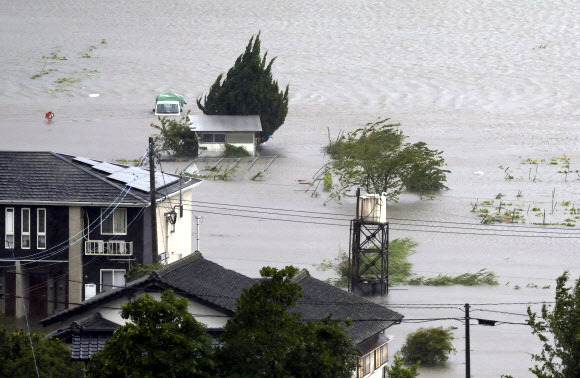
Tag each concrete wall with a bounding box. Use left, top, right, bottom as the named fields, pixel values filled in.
left=156, top=188, right=194, bottom=264
left=68, top=207, right=83, bottom=308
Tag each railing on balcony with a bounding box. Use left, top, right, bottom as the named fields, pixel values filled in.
left=85, top=240, right=133, bottom=256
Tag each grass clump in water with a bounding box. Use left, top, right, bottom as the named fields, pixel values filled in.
left=408, top=269, right=499, bottom=286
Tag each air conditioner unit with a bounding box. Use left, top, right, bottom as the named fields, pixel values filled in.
left=357, top=194, right=387, bottom=223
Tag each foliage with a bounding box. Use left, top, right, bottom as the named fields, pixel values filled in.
left=385, top=354, right=421, bottom=378
left=87, top=290, right=214, bottom=377
left=400, top=327, right=456, bottom=366
left=0, top=326, right=84, bottom=377
left=316, top=238, right=418, bottom=287
left=216, top=266, right=358, bottom=377
left=407, top=269, right=499, bottom=286
left=126, top=262, right=164, bottom=282
left=323, top=170, right=333, bottom=192
left=151, top=111, right=198, bottom=157
left=222, top=143, right=251, bottom=158
left=324, top=118, right=449, bottom=202
left=527, top=271, right=580, bottom=378
left=197, top=33, right=289, bottom=143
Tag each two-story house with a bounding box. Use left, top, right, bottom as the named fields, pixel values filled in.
left=0, top=151, right=201, bottom=319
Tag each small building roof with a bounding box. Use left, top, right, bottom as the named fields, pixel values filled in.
left=189, top=115, right=262, bottom=132
left=42, top=252, right=403, bottom=346
left=0, top=151, right=201, bottom=206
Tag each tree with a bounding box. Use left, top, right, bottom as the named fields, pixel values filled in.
left=527, top=271, right=580, bottom=378
left=399, top=327, right=456, bottom=366
left=324, top=118, right=449, bottom=202
left=126, top=262, right=164, bottom=282
left=86, top=290, right=214, bottom=377
left=197, top=33, right=289, bottom=143
left=385, top=354, right=420, bottom=378
left=0, top=326, right=84, bottom=377
left=150, top=111, right=198, bottom=157
left=216, top=266, right=358, bottom=377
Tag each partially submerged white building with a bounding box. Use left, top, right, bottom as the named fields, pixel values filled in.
left=189, top=115, right=262, bottom=156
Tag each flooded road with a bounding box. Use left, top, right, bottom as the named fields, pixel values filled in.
left=1, top=0, right=579, bottom=376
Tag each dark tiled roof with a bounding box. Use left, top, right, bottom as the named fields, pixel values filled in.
left=0, top=151, right=201, bottom=205
left=42, top=252, right=403, bottom=346
left=71, top=333, right=110, bottom=360
left=293, top=273, right=402, bottom=344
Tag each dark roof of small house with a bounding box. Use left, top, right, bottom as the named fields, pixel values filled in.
left=46, top=312, right=120, bottom=340
left=42, top=252, right=403, bottom=346
left=0, top=151, right=201, bottom=205
left=189, top=115, right=262, bottom=132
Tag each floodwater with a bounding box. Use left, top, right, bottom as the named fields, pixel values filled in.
left=1, top=0, right=579, bottom=376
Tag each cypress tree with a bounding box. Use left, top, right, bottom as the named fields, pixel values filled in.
left=197, top=33, right=289, bottom=143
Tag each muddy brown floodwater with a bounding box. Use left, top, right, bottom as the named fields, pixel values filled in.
left=1, top=0, right=579, bottom=376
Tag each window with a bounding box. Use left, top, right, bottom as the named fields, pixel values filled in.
left=201, top=133, right=226, bottom=143
left=100, top=269, right=126, bottom=292
left=358, top=353, right=373, bottom=377
left=101, top=208, right=127, bottom=235
left=5, top=208, right=14, bottom=248
left=375, top=343, right=388, bottom=368
left=37, top=208, right=46, bottom=249
left=21, top=208, right=30, bottom=249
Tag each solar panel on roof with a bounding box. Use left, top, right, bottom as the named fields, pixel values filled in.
left=92, top=162, right=125, bottom=174
left=107, top=167, right=178, bottom=193
left=73, top=156, right=100, bottom=166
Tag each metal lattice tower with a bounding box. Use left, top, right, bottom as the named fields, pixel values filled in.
left=348, top=190, right=389, bottom=296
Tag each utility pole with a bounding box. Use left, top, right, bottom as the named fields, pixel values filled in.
left=465, top=303, right=471, bottom=378
left=149, top=137, right=158, bottom=263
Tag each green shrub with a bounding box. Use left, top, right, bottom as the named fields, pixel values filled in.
left=222, top=143, right=251, bottom=158
left=151, top=112, right=198, bottom=157
left=400, top=327, right=456, bottom=366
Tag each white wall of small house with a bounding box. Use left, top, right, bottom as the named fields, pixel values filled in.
left=155, top=188, right=194, bottom=264
left=197, top=131, right=256, bottom=156
left=51, top=289, right=231, bottom=331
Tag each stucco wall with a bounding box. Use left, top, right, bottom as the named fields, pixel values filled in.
left=156, top=188, right=194, bottom=264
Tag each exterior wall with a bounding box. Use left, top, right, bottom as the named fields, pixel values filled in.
left=197, top=132, right=257, bottom=156
left=50, top=289, right=230, bottom=331
left=355, top=343, right=390, bottom=378
left=82, top=206, right=146, bottom=296
left=155, top=189, right=194, bottom=264
left=68, top=207, right=83, bottom=308
left=0, top=205, right=69, bottom=318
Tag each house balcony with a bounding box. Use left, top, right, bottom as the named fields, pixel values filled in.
left=85, top=240, right=133, bottom=256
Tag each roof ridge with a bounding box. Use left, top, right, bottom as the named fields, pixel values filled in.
left=157, top=250, right=204, bottom=276
left=50, top=152, right=148, bottom=204
left=291, top=269, right=311, bottom=283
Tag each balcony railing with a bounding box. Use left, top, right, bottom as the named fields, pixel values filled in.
left=85, top=240, right=133, bottom=256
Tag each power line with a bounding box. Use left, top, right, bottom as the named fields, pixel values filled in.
left=183, top=205, right=580, bottom=239
left=184, top=199, right=580, bottom=233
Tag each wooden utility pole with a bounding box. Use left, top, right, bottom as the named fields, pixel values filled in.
left=465, top=303, right=471, bottom=378
left=149, top=137, right=158, bottom=263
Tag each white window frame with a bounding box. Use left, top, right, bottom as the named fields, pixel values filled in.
left=100, top=269, right=126, bottom=292
left=5, top=208, right=15, bottom=249
left=100, top=208, right=127, bottom=235
left=37, top=208, right=46, bottom=249
left=21, top=208, right=31, bottom=249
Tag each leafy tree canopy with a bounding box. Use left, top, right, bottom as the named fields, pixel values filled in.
left=86, top=290, right=214, bottom=377
left=385, top=354, right=421, bottom=378
left=151, top=111, right=198, bottom=157
left=217, top=266, right=358, bottom=377
left=197, top=33, right=289, bottom=143
left=527, top=271, right=580, bottom=378
left=126, top=262, right=164, bottom=282
left=324, top=118, right=449, bottom=202
left=399, top=327, right=456, bottom=366
left=0, top=326, right=84, bottom=377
